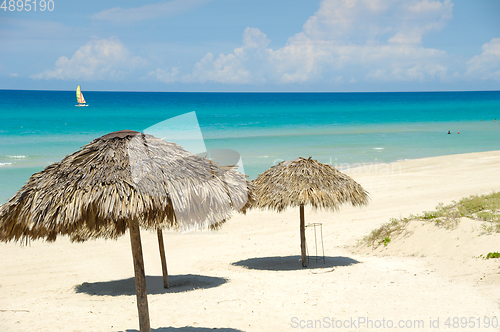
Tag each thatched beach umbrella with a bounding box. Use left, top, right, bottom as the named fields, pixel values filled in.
left=0, top=130, right=252, bottom=332
left=251, top=157, right=369, bottom=267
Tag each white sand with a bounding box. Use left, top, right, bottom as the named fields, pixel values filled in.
left=1, top=151, right=500, bottom=331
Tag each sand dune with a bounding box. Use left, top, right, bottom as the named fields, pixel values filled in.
left=359, top=217, right=500, bottom=285
left=1, top=151, right=500, bottom=331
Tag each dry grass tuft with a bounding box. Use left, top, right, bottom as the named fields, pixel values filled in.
left=363, top=192, right=500, bottom=248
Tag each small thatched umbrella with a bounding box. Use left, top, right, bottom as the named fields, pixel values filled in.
left=0, top=130, right=253, bottom=332
left=251, top=157, right=369, bottom=267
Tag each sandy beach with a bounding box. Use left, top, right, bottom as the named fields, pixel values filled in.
left=1, top=150, right=500, bottom=331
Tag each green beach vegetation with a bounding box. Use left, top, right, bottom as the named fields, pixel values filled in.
left=485, top=252, right=500, bottom=259
left=364, top=192, right=500, bottom=248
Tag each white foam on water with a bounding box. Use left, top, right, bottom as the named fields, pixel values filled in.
left=0, top=162, right=13, bottom=166
left=373, top=148, right=384, bottom=150
left=7, top=155, right=27, bottom=159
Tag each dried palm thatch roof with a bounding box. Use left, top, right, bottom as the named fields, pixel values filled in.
left=0, top=130, right=253, bottom=243
left=251, top=157, right=369, bottom=212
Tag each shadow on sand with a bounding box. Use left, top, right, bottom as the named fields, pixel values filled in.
left=122, top=327, right=244, bottom=332
left=74, top=274, right=227, bottom=296
left=231, top=255, right=360, bottom=271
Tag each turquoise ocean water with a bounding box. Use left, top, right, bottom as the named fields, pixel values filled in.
left=1, top=90, right=499, bottom=204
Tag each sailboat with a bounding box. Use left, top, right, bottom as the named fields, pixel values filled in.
left=76, top=85, right=88, bottom=107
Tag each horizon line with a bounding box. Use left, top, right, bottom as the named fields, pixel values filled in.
left=1, top=88, right=500, bottom=94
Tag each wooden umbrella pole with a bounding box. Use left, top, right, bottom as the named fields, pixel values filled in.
left=156, top=228, right=170, bottom=289
left=300, top=204, right=307, bottom=267
left=129, top=218, right=151, bottom=332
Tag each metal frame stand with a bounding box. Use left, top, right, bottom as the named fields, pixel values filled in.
left=305, top=223, right=325, bottom=264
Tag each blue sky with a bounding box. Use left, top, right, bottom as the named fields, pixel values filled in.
left=1, top=0, right=499, bottom=92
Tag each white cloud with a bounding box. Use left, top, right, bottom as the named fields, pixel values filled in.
left=358, top=43, right=449, bottom=82
left=93, top=0, right=209, bottom=23
left=31, top=37, right=146, bottom=81
left=9, top=73, right=19, bottom=77
left=302, top=0, right=397, bottom=43
left=391, top=0, right=453, bottom=45
left=187, top=27, right=271, bottom=84
left=277, top=0, right=453, bottom=84
left=466, top=38, right=500, bottom=81
left=302, top=0, right=452, bottom=45
left=190, top=52, right=254, bottom=84
left=149, top=0, right=496, bottom=86
left=149, top=27, right=271, bottom=85
left=242, top=27, right=271, bottom=49
left=268, top=33, right=333, bottom=83
left=149, top=67, right=181, bottom=83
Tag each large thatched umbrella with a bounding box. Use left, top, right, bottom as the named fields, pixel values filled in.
left=0, top=130, right=253, bottom=332
left=251, top=157, right=369, bottom=267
